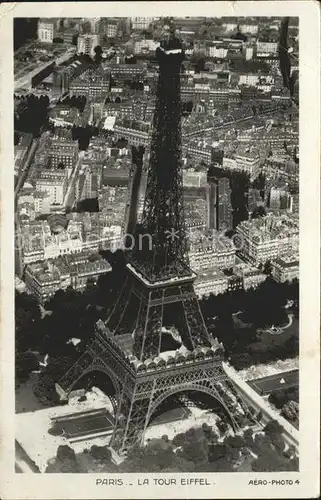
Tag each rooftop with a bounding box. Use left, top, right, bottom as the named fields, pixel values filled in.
left=235, top=147, right=260, bottom=160
left=195, top=268, right=227, bottom=282
left=26, top=251, right=111, bottom=285
left=189, top=232, right=235, bottom=254
left=39, top=18, right=56, bottom=24
left=237, top=214, right=299, bottom=241
left=272, top=255, right=299, bottom=268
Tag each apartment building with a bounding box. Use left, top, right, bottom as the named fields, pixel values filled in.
left=25, top=251, right=111, bottom=303
left=271, top=255, right=299, bottom=283
left=38, top=18, right=56, bottom=43
left=36, top=170, right=68, bottom=206
left=194, top=269, right=229, bottom=298
left=235, top=215, right=299, bottom=265
left=77, top=34, right=100, bottom=57
left=189, top=235, right=236, bottom=272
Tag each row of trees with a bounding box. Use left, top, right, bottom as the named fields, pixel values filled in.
left=269, top=386, right=299, bottom=409
left=53, top=420, right=295, bottom=474
left=45, top=420, right=298, bottom=473
left=14, top=94, right=50, bottom=137
left=45, top=442, right=117, bottom=473
left=58, top=95, right=86, bottom=112
left=46, top=445, right=82, bottom=473
left=269, top=386, right=299, bottom=427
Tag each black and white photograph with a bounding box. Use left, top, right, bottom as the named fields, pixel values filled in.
left=0, top=2, right=320, bottom=499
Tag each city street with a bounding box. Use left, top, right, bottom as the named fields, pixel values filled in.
left=63, top=155, right=83, bottom=209
left=14, top=137, right=39, bottom=202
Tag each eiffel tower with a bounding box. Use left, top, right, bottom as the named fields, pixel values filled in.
left=56, top=35, right=255, bottom=452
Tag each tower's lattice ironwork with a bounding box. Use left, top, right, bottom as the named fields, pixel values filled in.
left=130, top=37, right=189, bottom=283
left=56, top=36, right=256, bottom=453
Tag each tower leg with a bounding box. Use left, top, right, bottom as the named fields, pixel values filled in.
left=181, top=283, right=211, bottom=347
left=56, top=340, right=121, bottom=415
left=107, top=277, right=133, bottom=334
left=133, top=291, right=164, bottom=361
left=57, top=347, right=97, bottom=397
left=111, top=393, right=150, bottom=452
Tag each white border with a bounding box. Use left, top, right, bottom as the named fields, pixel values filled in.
left=0, top=2, right=320, bottom=499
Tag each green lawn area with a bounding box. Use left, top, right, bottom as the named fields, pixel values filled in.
left=252, top=316, right=298, bottom=352
left=232, top=311, right=298, bottom=352
left=228, top=314, right=299, bottom=370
